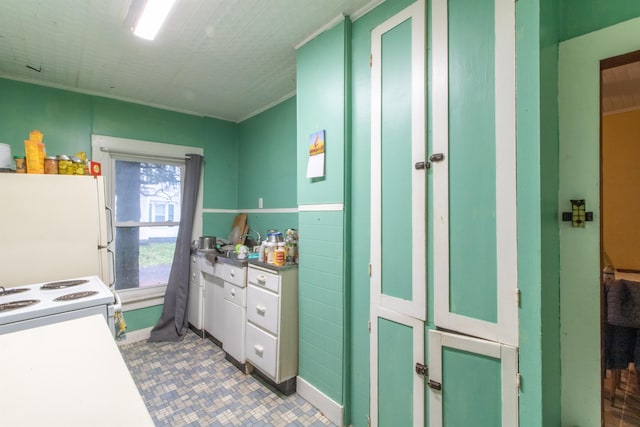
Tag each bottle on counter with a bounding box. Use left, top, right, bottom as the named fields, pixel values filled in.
left=274, top=242, right=286, bottom=266
left=285, top=228, right=298, bottom=264
left=265, top=241, right=276, bottom=264
left=258, top=241, right=266, bottom=262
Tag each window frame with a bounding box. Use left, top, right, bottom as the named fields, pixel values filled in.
left=92, top=135, right=203, bottom=308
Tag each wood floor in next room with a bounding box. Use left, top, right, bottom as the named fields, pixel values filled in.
left=604, top=366, right=640, bottom=427
left=119, top=330, right=335, bottom=427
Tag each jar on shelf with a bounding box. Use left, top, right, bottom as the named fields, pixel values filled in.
left=44, top=156, right=58, bottom=174
left=71, top=157, right=84, bottom=175
left=57, top=155, right=72, bottom=175
left=14, top=156, right=26, bottom=173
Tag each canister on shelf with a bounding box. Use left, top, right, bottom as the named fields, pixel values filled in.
left=44, top=156, right=58, bottom=174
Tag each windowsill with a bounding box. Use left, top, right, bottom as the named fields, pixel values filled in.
left=117, top=286, right=166, bottom=311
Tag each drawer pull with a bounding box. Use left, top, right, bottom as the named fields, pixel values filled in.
left=231, top=288, right=236, bottom=297
left=254, top=345, right=264, bottom=356
left=257, top=275, right=266, bottom=284
left=256, top=304, right=266, bottom=315
left=230, top=270, right=235, bottom=278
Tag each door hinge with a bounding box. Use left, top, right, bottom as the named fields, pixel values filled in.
left=516, top=373, right=522, bottom=390
left=368, top=320, right=371, bottom=332
left=415, top=362, right=427, bottom=376
left=369, top=54, right=372, bottom=67
left=516, top=288, right=521, bottom=307
left=367, top=416, right=371, bottom=427
left=368, top=263, right=372, bottom=277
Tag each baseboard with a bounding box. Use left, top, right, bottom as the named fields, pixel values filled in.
left=116, top=326, right=153, bottom=346
left=296, top=376, right=344, bottom=427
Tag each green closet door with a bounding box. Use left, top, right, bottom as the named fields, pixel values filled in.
left=431, top=0, right=517, bottom=345
left=370, top=1, right=426, bottom=426
left=428, top=330, right=518, bottom=426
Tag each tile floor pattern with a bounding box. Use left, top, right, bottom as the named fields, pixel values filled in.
left=119, top=330, right=336, bottom=427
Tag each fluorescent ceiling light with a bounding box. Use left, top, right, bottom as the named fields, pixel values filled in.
left=133, top=0, right=177, bottom=41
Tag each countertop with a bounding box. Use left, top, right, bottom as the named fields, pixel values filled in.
left=203, top=252, right=298, bottom=272
left=0, top=315, right=154, bottom=427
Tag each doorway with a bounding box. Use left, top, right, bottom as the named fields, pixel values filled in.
left=601, top=50, right=640, bottom=426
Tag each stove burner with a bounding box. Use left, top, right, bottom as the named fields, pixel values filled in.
left=41, top=279, right=90, bottom=290
left=0, top=299, right=40, bottom=312
left=0, top=288, right=29, bottom=297
left=54, top=291, right=98, bottom=302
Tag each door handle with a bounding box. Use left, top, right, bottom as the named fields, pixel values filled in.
left=414, top=153, right=445, bottom=170
left=428, top=379, right=442, bottom=391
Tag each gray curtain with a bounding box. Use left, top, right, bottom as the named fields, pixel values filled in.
left=148, top=154, right=203, bottom=342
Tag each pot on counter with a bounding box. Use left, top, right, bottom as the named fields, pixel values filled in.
left=198, top=236, right=217, bottom=250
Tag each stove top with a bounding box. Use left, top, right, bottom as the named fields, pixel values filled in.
left=0, top=299, right=40, bottom=312
left=54, top=291, right=99, bottom=302
left=0, top=276, right=114, bottom=327
left=0, top=287, right=30, bottom=297
left=41, top=279, right=90, bottom=290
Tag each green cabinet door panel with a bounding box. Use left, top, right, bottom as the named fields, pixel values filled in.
left=377, top=317, right=414, bottom=426
left=448, top=0, right=497, bottom=323
left=381, top=19, right=414, bottom=301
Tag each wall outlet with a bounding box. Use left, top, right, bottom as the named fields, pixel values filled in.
left=259, top=197, right=263, bottom=209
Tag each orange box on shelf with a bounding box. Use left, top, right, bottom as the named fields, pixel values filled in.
left=88, top=161, right=101, bottom=176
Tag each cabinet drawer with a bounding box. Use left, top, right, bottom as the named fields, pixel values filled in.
left=223, top=281, right=246, bottom=307
left=246, top=323, right=277, bottom=378
left=224, top=264, right=246, bottom=287
left=248, top=267, right=280, bottom=294
left=200, top=255, right=217, bottom=276
left=247, top=285, right=279, bottom=335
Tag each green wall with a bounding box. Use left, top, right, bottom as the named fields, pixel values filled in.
left=202, top=97, right=298, bottom=240
left=237, top=97, right=297, bottom=210
left=515, top=0, right=561, bottom=425
left=0, top=78, right=297, bottom=332
left=561, top=0, right=640, bottom=41
left=296, top=19, right=350, bottom=407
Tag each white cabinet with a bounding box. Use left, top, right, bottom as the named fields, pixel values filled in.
left=201, top=254, right=224, bottom=343
left=187, top=254, right=204, bottom=330
left=220, top=262, right=248, bottom=364
left=245, top=264, right=298, bottom=388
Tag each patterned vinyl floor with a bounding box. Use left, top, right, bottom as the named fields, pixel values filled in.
left=119, top=330, right=336, bottom=427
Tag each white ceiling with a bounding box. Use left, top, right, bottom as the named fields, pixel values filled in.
left=602, top=60, right=640, bottom=115
left=0, top=0, right=375, bottom=122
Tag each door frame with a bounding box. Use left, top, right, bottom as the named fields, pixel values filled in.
left=558, top=16, right=640, bottom=425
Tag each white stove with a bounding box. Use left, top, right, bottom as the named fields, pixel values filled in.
left=0, top=276, right=119, bottom=335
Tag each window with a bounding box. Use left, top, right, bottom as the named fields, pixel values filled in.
left=114, top=159, right=182, bottom=290
left=92, top=135, right=203, bottom=301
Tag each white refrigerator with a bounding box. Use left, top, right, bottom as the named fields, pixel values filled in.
left=0, top=174, right=112, bottom=287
